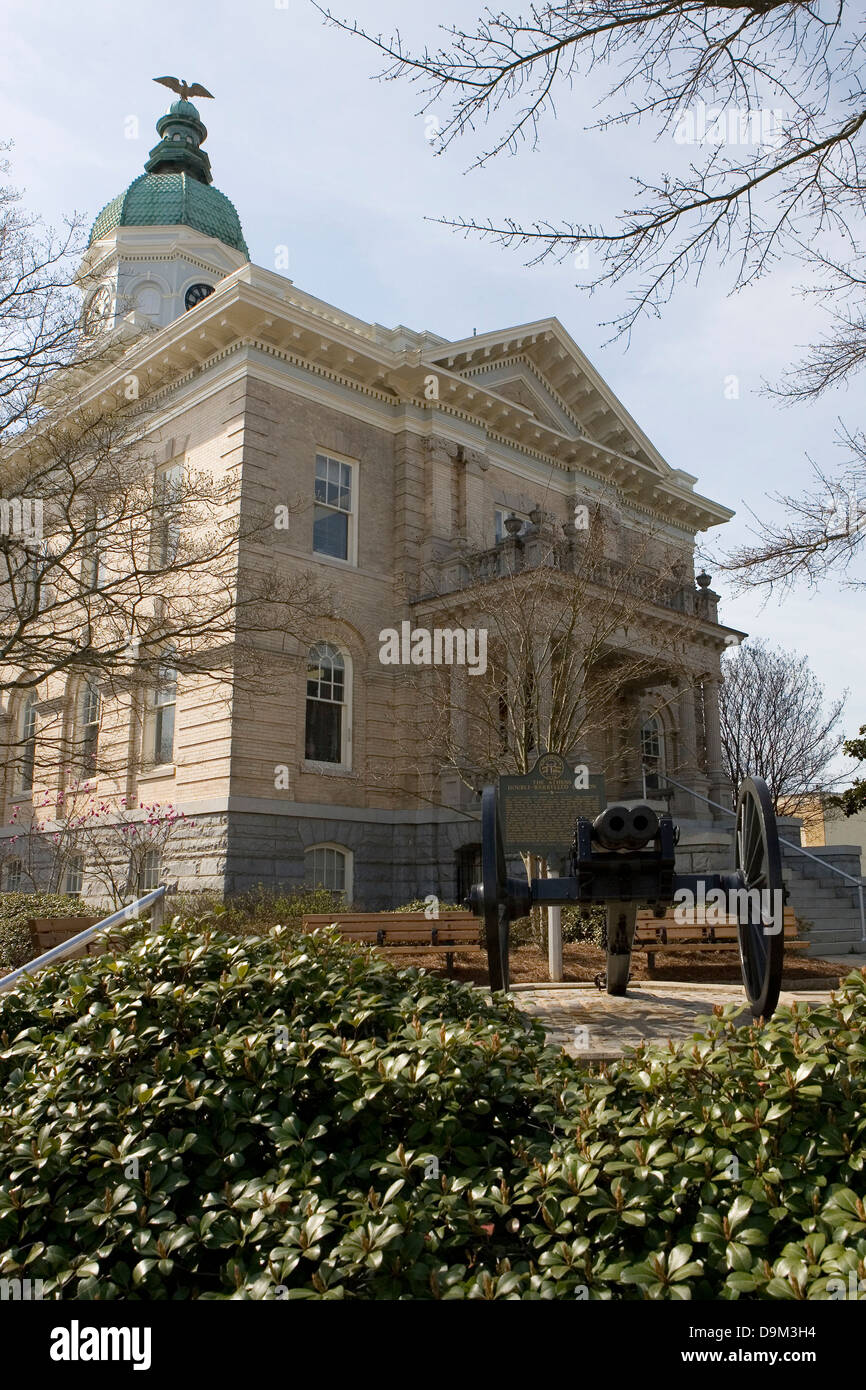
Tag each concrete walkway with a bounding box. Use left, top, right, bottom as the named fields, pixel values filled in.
left=514, top=981, right=839, bottom=1061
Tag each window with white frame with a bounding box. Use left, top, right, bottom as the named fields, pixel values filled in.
left=305, top=643, right=348, bottom=765
left=147, top=660, right=178, bottom=765
left=19, top=694, right=37, bottom=792
left=85, top=507, right=108, bottom=591
left=65, top=854, right=85, bottom=897
left=153, top=462, right=183, bottom=566
left=78, top=681, right=100, bottom=774
left=313, top=453, right=354, bottom=562
left=138, top=848, right=161, bottom=893
left=494, top=508, right=531, bottom=543
left=304, top=843, right=352, bottom=899
left=5, top=859, right=22, bottom=892
left=641, top=717, right=666, bottom=795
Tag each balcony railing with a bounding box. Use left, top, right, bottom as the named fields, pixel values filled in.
left=415, top=526, right=714, bottom=620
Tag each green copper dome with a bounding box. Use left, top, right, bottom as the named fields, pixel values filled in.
left=88, top=100, right=248, bottom=256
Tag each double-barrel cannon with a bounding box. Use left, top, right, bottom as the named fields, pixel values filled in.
left=467, top=775, right=786, bottom=1018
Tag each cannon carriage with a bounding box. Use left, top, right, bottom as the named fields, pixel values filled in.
left=467, top=774, right=786, bottom=1018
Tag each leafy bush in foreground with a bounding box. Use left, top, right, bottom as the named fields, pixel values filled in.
left=0, top=892, right=97, bottom=975
left=1, top=922, right=865, bottom=1300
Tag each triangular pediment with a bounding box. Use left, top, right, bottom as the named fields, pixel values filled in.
left=428, top=321, right=672, bottom=477
left=460, top=359, right=576, bottom=435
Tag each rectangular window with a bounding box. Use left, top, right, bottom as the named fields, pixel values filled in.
left=641, top=719, right=664, bottom=794
left=313, top=454, right=354, bottom=561
left=21, top=542, right=47, bottom=617
left=65, top=855, right=84, bottom=897
left=138, top=848, right=161, bottom=893
left=153, top=463, right=183, bottom=566
left=5, top=859, right=22, bottom=893
left=81, top=683, right=100, bottom=773
left=86, top=507, right=109, bottom=590
left=19, top=696, right=37, bottom=792
left=149, top=663, right=177, bottom=765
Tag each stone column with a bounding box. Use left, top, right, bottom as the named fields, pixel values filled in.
left=617, top=693, right=642, bottom=798
left=393, top=430, right=427, bottom=594
left=423, top=437, right=454, bottom=565
left=461, top=450, right=487, bottom=550
left=675, top=679, right=709, bottom=815
left=703, top=675, right=730, bottom=810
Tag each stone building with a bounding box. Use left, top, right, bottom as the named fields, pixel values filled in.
left=0, top=94, right=744, bottom=909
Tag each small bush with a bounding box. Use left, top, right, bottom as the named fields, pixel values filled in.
left=168, top=885, right=347, bottom=934
left=391, top=899, right=461, bottom=914
left=511, top=905, right=607, bottom=949
left=561, top=905, right=607, bottom=949
left=0, top=892, right=97, bottom=975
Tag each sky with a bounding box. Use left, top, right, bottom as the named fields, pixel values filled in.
left=0, top=0, right=861, bottom=775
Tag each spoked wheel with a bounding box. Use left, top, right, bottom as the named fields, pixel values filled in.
left=480, top=785, right=510, bottom=992
left=735, top=777, right=785, bottom=1019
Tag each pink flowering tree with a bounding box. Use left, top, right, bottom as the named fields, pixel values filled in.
left=2, top=778, right=193, bottom=906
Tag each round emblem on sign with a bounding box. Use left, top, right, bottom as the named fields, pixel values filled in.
left=537, top=754, right=564, bottom=780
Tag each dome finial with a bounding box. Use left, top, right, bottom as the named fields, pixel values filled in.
left=144, top=84, right=214, bottom=185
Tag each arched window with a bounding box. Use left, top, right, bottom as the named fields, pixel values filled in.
left=305, top=643, right=349, bottom=766
left=305, top=843, right=352, bottom=900
left=641, top=716, right=666, bottom=795
left=78, top=681, right=100, bottom=774
left=19, top=695, right=37, bottom=792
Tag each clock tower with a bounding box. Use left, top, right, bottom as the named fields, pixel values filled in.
left=78, top=91, right=249, bottom=335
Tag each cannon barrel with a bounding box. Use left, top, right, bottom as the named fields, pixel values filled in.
left=593, top=803, right=660, bottom=851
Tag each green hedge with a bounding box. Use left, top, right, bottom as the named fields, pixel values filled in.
left=168, top=885, right=346, bottom=933
left=0, top=892, right=97, bottom=975
left=1, top=922, right=864, bottom=1299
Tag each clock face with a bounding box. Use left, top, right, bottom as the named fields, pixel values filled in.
left=184, top=282, right=214, bottom=311
left=83, top=285, right=113, bottom=334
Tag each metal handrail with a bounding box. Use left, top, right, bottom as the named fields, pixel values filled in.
left=657, top=773, right=866, bottom=946
left=0, top=885, right=168, bottom=993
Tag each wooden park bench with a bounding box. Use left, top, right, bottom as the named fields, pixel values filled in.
left=302, top=912, right=479, bottom=974
left=633, top=905, right=807, bottom=971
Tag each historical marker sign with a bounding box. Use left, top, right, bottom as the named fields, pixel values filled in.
left=499, top=754, right=606, bottom=858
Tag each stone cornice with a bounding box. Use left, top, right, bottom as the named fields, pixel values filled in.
left=63, top=269, right=733, bottom=536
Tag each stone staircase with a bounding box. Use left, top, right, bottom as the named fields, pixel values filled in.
left=779, top=840, right=864, bottom=957
left=673, top=813, right=865, bottom=959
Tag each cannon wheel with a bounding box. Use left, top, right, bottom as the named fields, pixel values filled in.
left=735, top=777, right=785, bottom=1019
left=480, top=785, right=510, bottom=992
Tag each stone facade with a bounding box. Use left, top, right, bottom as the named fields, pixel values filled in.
left=0, top=201, right=743, bottom=910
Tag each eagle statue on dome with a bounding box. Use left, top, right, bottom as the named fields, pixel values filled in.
left=153, top=76, right=214, bottom=102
